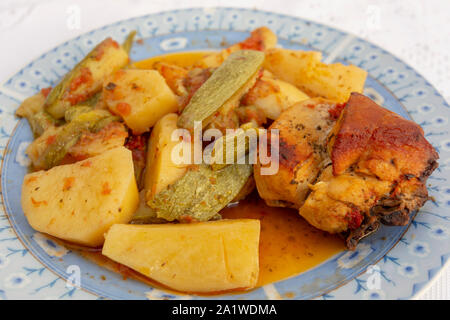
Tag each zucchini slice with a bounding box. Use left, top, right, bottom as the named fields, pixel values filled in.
left=149, top=163, right=253, bottom=222
left=177, top=50, right=264, bottom=130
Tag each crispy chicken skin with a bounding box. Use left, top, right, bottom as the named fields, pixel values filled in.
left=255, top=93, right=439, bottom=249
left=329, top=93, right=439, bottom=181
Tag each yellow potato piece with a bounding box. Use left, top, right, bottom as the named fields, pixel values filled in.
left=21, top=147, right=139, bottom=247
left=264, top=48, right=323, bottom=81
left=264, top=48, right=367, bottom=103
left=252, top=77, right=310, bottom=120
left=144, top=113, right=190, bottom=202
left=103, top=69, right=178, bottom=133
left=84, top=42, right=129, bottom=93
left=102, top=219, right=261, bottom=293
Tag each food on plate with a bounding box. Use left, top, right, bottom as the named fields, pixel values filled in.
left=264, top=48, right=367, bottom=102
left=254, top=98, right=338, bottom=209
left=16, top=26, right=438, bottom=293
left=144, top=113, right=190, bottom=202
left=102, top=219, right=260, bottom=292
left=255, top=93, right=439, bottom=249
left=242, top=74, right=310, bottom=120
left=209, top=121, right=259, bottom=171
left=177, top=50, right=265, bottom=130
left=103, top=69, right=178, bottom=133
left=325, top=93, right=438, bottom=247
left=21, top=147, right=139, bottom=247
left=149, top=163, right=253, bottom=222
left=195, top=26, right=276, bottom=68
left=153, top=62, right=189, bottom=96
left=45, top=33, right=134, bottom=119
left=27, top=109, right=124, bottom=169
left=131, top=191, right=165, bottom=224
left=15, top=89, right=60, bottom=137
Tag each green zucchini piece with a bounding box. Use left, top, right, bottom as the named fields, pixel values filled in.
left=65, top=106, right=119, bottom=132
left=90, top=115, right=121, bottom=133
left=149, top=163, right=253, bottom=222
left=210, top=122, right=259, bottom=171
left=77, top=91, right=102, bottom=107
left=177, top=50, right=264, bottom=130
left=232, top=175, right=256, bottom=202
left=41, top=110, right=116, bottom=169
left=131, top=191, right=167, bottom=224
left=45, top=35, right=130, bottom=119
left=41, top=122, right=85, bottom=169
left=132, top=193, right=222, bottom=224
left=27, top=110, right=60, bottom=137
left=64, top=105, right=93, bottom=122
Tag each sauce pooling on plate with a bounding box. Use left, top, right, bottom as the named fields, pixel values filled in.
left=132, top=51, right=210, bottom=69
left=221, top=197, right=344, bottom=287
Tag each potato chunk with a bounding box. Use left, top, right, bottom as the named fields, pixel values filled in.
left=103, top=69, right=178, bottom=133
left=264, top=48, right=323, bottom=82
left=21, top=147, right=139, bottom=247
left=264, top=48, right=367, bottom=102
left=102, top=219, right=260, bottom=292
left=144, top=113, right=190, bottom=202
left=242, top=76, right=310, bottom=120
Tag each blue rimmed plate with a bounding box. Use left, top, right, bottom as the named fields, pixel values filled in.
left=0, top=7, right=449, bottom=300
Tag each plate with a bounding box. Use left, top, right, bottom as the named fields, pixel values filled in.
left=0, top=7, right=449, bottom=300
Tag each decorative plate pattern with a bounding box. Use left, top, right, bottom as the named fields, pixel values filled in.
left=0, top=7, right=448, bottom=300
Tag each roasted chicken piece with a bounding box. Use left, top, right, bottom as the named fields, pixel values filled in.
left=255, top=93, right=439, bottom=249
left=329, top=93, right=438, bottom=181
left=254, top=98, right=340, bottom=208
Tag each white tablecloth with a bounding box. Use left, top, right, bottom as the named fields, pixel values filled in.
left=0, top=0, right=448, bottom=300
